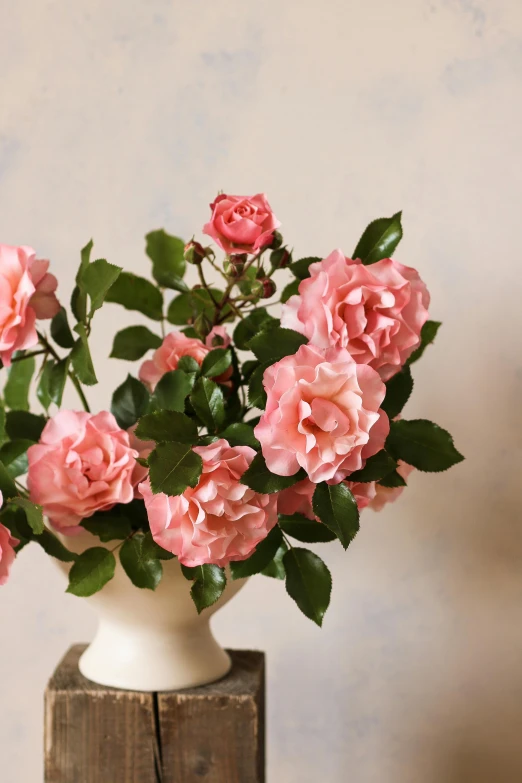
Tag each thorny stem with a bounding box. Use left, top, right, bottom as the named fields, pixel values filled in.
left=37, top=331, right=91, bottom=413
left=10, top=350, right=47, bottom=363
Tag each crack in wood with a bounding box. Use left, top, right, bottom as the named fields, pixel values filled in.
left=152, top=691, right=164, bottom=783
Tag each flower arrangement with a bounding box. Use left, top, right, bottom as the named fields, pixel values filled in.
left=0, top=194, right=463, bottom=625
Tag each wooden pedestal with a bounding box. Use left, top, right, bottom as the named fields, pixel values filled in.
left=44, top=645, right=265, bottom=783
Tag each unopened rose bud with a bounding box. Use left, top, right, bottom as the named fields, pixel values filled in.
left=261, top=278, right=277, bottom=299
left=270, top=247, right=292, bottom=269
left=184, top=240, right=206, bottom=265
left=269, top=231, right=283, bottom=250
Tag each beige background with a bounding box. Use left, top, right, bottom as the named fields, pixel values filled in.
left=1, top=1, right=522, bottom=781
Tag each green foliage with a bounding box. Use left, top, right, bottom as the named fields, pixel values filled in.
left=111, top=375, right=149, bottom=429
left=240, top=452, right=307, bottom=494
left=407, top=321, right=442, bottom=364
left=119, top=533, right=164, bottom=590
left=148, top=441, right=203, bottom=495
left=81, top=258, right=122, bottom=316
left=150, top=370, right=195, bottom=413
left=281, top=279, right=300, bottom=303
left=386, top=419, right=464, bottom=472
left=233, top=308, right=278, bottom=350
left=5, top=411, right=46, bottom=442
left=110, top=326, right=162, bottom=361
left=51, top=307, right=75, bottom=348
left=289, top=256, right=321, bottom=280
left=283, top=547, right=332, bottom=626
left=0, top=439, right=34, bottom=478
left=70, top=323, right=97, bottom=385
left=48, top=358, right=69, bottom=406
left=167, top=289, right=226, bottom=326
left=261, top=541, right=288, bottom=579
left=70, top=239, right=93, bottom=322
left=135, top=410, right=198, bottom=444
left=190, top=377, right=225, bottom=432
left=35, top=530, right=78, bottom=562
left=177, top=355, right=200, bottom=374
left=5, top=354, right=36, bottom=411
left=145, top=229, right=186, bottom=289
left=200, top=348, right=232, bottom=379
left=278, top=514, right=337, bottom=543
left=105, top=272, right=164, bottom=321
left=382, top=366, right=413, bottom=420
left=66, top=547, right=116, bottom=597
left=248, top=327, right=308, bottom=364
left=188, top=564, right=227, bottom=614
left=10, top=497, right=44, bottom=534
left=353, top=212, right=403, bottom=265
left=0, top=461, right=19, bottom=498
left=379, top=470, right=407, bottom=488
left=312, top=482, right=359, bottom=550
left=348, top=449, right=398, bottom=482
left=37, top=359, right=54, bottom=411
left=247, top=362, right=269, bottom=409
left=230, top=527, right=283, bottom=580
left=81, top=514, right=133, bottom=542
left=218, top=423, right=259, bottom=449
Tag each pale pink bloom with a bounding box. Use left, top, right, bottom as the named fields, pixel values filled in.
left=27, top=411, right=139, bottom=533
left=278, top=475, right=377, bottom=518
left=139, top=331, right=209, bottom=391
left=203, top=193, right=280, bottom=255
left=205, top=325, right=231, bottom=349
left=0, top=245, right=60, bottom=366
left=345, top=479, right=377, bottom=510
left=0, top=491, right=19, bottom=586
left=369, top=461, right=414, bottom=511
left=254, top=344, right=389, bottom=484
left=140, top=439, right=278, bottom=567
left=281, top=250, right=430, bottom=381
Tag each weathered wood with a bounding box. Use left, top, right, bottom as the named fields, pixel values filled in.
left=44, top=644, right=265, bottom=783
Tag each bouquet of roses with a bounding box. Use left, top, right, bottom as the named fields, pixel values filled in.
left=0, top=193, right=463, bottom=625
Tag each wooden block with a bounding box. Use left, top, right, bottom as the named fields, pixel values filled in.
left=44, top=645, right=265, bottom=783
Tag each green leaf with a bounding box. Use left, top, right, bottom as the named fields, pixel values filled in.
left=81, top=514, right=133, bottom=542
left=48, top=358, right=69, bottom=406
left=278, top=513, right=337, bottom=543
left=382, top=367, right=413, bottom=420
left=190, top=377, right=225, bottom=433
left=119, top=533, right=163, bottom=590
left=190, top=564, right=227, bottom=614
left=248, top=327, right=308, bottom=364
left=281, top=279, right=300, bottom=303
left=110, top=326, right=162, bottom=361
left=37, top=359, right=54, bottom=411
left=379, top=470, right=407, bottom=488
left=0, top=461, right=19, bottom=498
left=289, top=256, right=321, bottom=280
left=386, top=419, right=464, bottom=472
left=312, top=482, right=359, bottom=550
left=248, top=362, right=269, bottom=409
left=219, top=423, right=260, bottom=449
left=261, top=541, right=288, bottom=579
left=10, top=497, right=44, bottom=534
left=51, top=307, right=75, bottom=348
left=81, top=258, right=122, bottom=316
left=177, top=355, right=201, bottom=374
left=150, top=370, right=195, bottom=413
left=353, top=212, right=403, bottom=265
left=71, top=239, right=93, bottom=322
left=200, top=348, right=232, bottom=379
left=4, top=354, right=36, bottom=411
left=70, top=323, right=97, bottom=385
left=148, top=441, right=203, bottom=495
left=242, top=360, right=259, bottom=382
left=167, top=288, right=225, bottom=326
left=240, top=452, right=306, bottom=494
left=5, top=411, right=46, bottom=442
left=347, top=450, right=398, bottom=483
left=0, top=439, right=34, bottom=478
left=407, top=321, right=442, bottom=365
left=145, top=229, right=186, bottom=288
left=283, top=548, right=332, bottom=627
left=35, top=529, right=78, bottom=562
left=233, top=308, right=279, bottom=350
left=80, top=238, right=94, bottom=270
left=111, top=375, right=150, bottom=429
left=135, top=411, right=198, bottom=444
left=230, top=526, right=283, bottom=580
left=105, top=272, right=164, bottom=321
left=0, top=402, right=6, bottom=447
left=66, top=547, right=117, bottom=597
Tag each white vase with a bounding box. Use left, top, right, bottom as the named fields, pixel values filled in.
left=57, top=530, right=247, bottom=692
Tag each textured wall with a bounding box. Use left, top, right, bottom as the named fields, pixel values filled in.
left=1, top=1, right=522, bottom=781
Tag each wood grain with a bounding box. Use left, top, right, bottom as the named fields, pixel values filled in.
left=44, top=645, right=265, bottom=783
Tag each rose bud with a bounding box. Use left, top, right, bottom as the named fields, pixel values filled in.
left=269, top=230, right=283, bottom=250
left=184, top=240, right=206, bottom=265
left=270, top=247, right=292, bottom=269
left=261, top=278, right=277, bottom=299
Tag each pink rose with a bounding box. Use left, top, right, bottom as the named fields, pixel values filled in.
left=369, top=461, right=414, bottom=511
left=0, top=245, right=60, bottom=366
left=27, top=411, right=139, bottom=533
left=278, top=475, right=377, bottom=518
left=281, top=250, right=430, bottom=381
left=203, top=193, right=280, bottom=255
left=345, top=479, right=377, bottom=510
left=0, top=491, right=19, bottom=586
left=139, top=331, right=209, bottom=391
left=205, top=325, right=231, bottom=349
left=254, top=344, right=389, bottom=484
left=140, top=439, right=278, bottom=567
